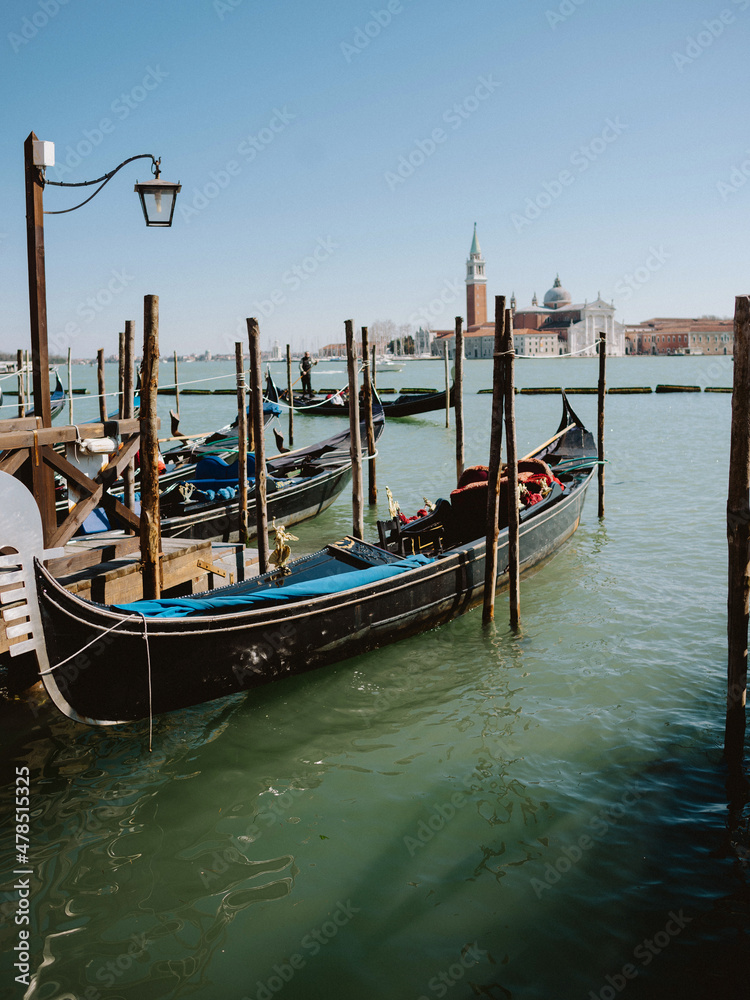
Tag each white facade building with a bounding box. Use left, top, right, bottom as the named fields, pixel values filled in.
left=566, top=297, right=625, bottom=357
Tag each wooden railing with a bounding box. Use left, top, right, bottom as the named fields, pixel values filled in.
left=0, top=416, right=145, bottom=547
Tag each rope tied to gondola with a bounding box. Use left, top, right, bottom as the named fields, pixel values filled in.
left=39, top=609, right=154, bottom=749
left=136, top=612, right=154, bottom=752
left=39, top=612, right=143, bottom=674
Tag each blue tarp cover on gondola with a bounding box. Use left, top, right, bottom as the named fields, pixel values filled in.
left=114, top=553, right=434, bottom=618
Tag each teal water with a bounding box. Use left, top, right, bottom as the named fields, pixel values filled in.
left=1, top=356, right=748, bottom=1000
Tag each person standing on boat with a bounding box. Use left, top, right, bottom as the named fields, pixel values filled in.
left=300, top=352, right=317, bottom=398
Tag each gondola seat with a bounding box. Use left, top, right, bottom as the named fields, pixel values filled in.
left=456, top=465, right=489, bottom=489
left=449, top=459, right=558, bottom=544
left=516, top=458, right=554, bottom=479
left=377, top=498, right=456, bottom=556
left=450, top=474, right=511, bottom=545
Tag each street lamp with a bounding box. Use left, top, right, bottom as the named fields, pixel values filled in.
left=134, top=160, right=182, bottom=227
left=23, top=130, right=181, bottom=541
left=43, top=149, right=181, bottom=226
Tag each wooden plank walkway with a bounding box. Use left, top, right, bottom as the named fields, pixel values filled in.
left=0, top=537, right=259, bottom=656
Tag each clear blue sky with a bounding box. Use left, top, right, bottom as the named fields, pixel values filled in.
left=1, top=0, right=749, bottom=357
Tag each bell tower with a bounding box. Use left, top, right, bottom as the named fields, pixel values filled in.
left=466, top=223, right=487, bottom=328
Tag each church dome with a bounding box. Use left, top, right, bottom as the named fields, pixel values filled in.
left=543, top=275, right=572, bottom=310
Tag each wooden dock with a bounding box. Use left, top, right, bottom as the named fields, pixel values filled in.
left=0, top=537, right=258, bottom=658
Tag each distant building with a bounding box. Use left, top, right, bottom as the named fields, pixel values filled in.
left=626, top=318, right=734, bottom=355
left=413, top=326, right=433, bottom=355
left=513, top=330, right=559, bottom=357
left=512, top=275, right=625, bottom=357
left=433, top=226, right=625, bottom=358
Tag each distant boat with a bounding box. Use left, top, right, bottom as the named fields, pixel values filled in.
left=157, top=400, right=384, bottom=542
left=284, top=382, right=455, bottom=418
left=25, top=373, right=66, bottom=420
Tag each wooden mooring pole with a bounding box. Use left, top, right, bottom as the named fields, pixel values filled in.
left=444, top=339, right=450, bottom=428
left=286, top=343, right=294, bottom=449
left=118, top=330, right=125, bottom=419
left=67, top=347, right=73, bottom=425
left=504, top=308, right=520, bottom=630
left=346, top=320, right=364, bottom=539
left=455, top=316, right=464, bottom=484
left=173, top=350, right=180, bottom=419
left=235, top=342, right=249, bottom=547
left=123, top=320, right=136, bottom=526
left=482, top=297, right=506, bottom=625
left=140, top=295, right=161, bottom=599
left=97, top=348, right=107, bottom=423
left=24, top=351, right=31, bottom=411
left=726, top=294, right=750, bottom=762
left=247, top=318, right=268, bottom=573
left=16, top=350, right=24, bottom=418
left=598, top=334, right=606, bottom=519
left=362, top=326, right=377, bottom=505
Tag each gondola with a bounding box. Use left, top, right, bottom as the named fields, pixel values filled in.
left=24, top=373, right=67, bottom=420
left=283, top=382, right=454, bottom=418
left=0, top=394, right=597, bottom=726
left=156, top=399, right=385, bottom=541
left=74, top=392, right=385, bottom=540
left=158, top=373, right=283, bottom=485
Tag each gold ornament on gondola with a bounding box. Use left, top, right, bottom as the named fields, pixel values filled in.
left=269, top=520, right=298, bottom=574
left=385, top=486, right=401, bottom=519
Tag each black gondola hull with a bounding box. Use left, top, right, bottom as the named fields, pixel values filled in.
left=159, top=463, right=353, bottom=541
left=290, top=385, right=454, bottom=418
left=35, top=470, right=591, bottom=725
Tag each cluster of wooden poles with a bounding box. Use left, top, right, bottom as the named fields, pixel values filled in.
left=6, top=350, right=32, bottom=417
left=96, top=292, right=748, bottom=761
left=456, top=295, right=608, bottom=630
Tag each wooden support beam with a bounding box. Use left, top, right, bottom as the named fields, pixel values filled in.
left=235, top=342, right=249, bottom=547
left=483, top=297, right=506, bottom=625
left=99, top=492, right=142, bottom=534
left=67, top=347, right=73, bottom=425
left=346, top=320, right=364, bottom=539
left=118, top=330, right=125, bottom=419
left=247, top=318, right=268, bottom=573
left=25, top=132, right=55, bottom=544
left=598, top=334, right=606, bottom=518
left=504, top=308, right=520, bottom=631
left=24, top=132, right=51, bottom=427
left=0, top=418, right=143, bottom=450
left=16, top=350, right=25, bottom=418
left=0, top=450, right=29, bottom=477
left=123, top=319, right=136, bottom=524
left=455, top=315, right=464, bottom=485
left=362, top=325, right=377, bottom=505
left=726, top=294, right=750, bottom=763
left=444, top=339, right=450, bottom=428
left=140, top=294, right=162, bottom=599
left=173, top=349, right=180, bottom=418
left=97, top=348, right=107, bottom=423
left=286, top=343, right=294, bottom=449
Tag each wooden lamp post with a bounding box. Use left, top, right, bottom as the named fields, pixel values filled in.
left=22, top=131, right=180, bottom=543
